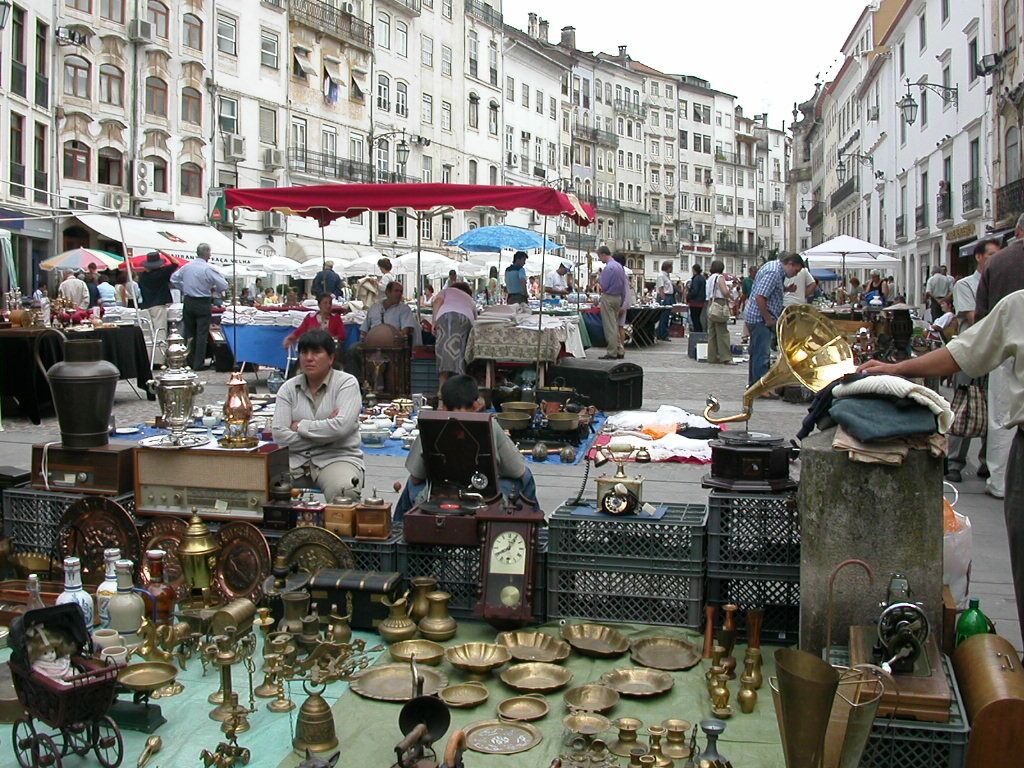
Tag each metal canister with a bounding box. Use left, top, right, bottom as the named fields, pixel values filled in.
left=210, top=598, right=257, bottom=638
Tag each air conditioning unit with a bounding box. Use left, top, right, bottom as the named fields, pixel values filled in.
left=128, top=19, right=153, bottom=44
left=506, top=152, right=519, bottom=167
left=134, top=160, right=155, bottom=198
left=262, top=211, right=284, bottom=232
left=341, top=1, right=355, bottom=13
left=263, top=148, right=284, bottom=169
left=103, top=191, right=129, bottom=212
left=868, top=105, right=879, bottom=121
left=224, top=134, right=246, bottom=162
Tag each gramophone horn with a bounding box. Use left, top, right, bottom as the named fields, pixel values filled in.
left=704, top=305, right=856, bottom=425
left=774, top=648, right=841, bottom=768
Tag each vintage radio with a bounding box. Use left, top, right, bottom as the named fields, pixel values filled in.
left=134, top=444, right=290, bottom=521
left=307, top=569, right=402, bottom=631
left=401, top=411, right=501, bottom=547
left=31, top=443, right=135, bottom=495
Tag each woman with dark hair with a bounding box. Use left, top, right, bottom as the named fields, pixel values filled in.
left=283, top=293, right=345, bottom=348
left=705, top=260, right=733, bottom=364
left=432, top=281, right=477, bottom=388
left=486, top=266, right=499, bottom=304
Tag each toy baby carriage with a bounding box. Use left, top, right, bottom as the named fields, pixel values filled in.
left=8, top=604, right=124, bottom=768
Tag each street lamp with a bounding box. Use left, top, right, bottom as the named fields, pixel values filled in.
left=799, top=202, right=807, bottom=220
left=0, top=1, right=11, bottom=31
left=395, top=137, right=411, bottom=169
left=898, top=79, right=920, bottom=126
left=836, top=158, right=847, bottom=185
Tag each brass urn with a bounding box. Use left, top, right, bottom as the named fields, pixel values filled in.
left=418, top=591, right=457, bottom=642
left=177, top=509, right=221, bottom=606
left=220, top=371, right=257, bottom=448
left=146, top=328, right=207, bottom=447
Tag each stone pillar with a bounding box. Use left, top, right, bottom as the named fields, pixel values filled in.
left=798, top=427, right=944, bottom=657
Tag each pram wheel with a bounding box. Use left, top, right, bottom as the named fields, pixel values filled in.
left=12, top=719, right=61, bottom=768
left=91, top=716, right=123, bottom=768
left=59, top=723, right=91, bottom=757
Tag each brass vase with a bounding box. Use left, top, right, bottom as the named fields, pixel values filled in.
left=745, top=647, right=763, bottom=690
left=418, top=591, right=457, bottom=642
left=720, top=604, right=738, bottom=679
left=407, top=576, right=438, bottom=624
left=738, top=675, right=758, bottom=714
left=379, top=596, right=418, bottom=643
left=327, top=612, right=352, bottom=644
left=279, top=591, right=309, bottom=635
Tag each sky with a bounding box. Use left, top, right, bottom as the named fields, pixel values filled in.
left=501, top=0, right=869, bottom=130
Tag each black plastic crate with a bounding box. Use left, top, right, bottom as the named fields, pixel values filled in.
left=706, top=571, right=800, bottom=645
left=707, top=490, right=799, bottom=577
left=828, top=648, right=968, bottom=768
left=3, top=487, right=136, bottom=555
left=341, top=527, right=402, bottom=573
left=411, top=347, right=438, bottom=396
left=547, top=556, right=704, bottom=628
left=548, top=499, right=707, bottom=570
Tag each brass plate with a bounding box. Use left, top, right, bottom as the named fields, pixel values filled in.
left=117, top=662, right=178, bottom=693
left=463, top=719, right=543, bottom=755
left=276, top=526, right=354, bottom=574
left=599, top=668, right=675, bottom=698
left=350, top=663, right=448, bottom=703
left=630, top=636, right=702, bottom=671
left=444, top=643, right=512, bottom=676
left=58, top=497, right=141, bottom=585
left=497, top=695, right=549, bottom=722
left=214, top=522, right=271, bottom=604
left=495, top=631, right=570, bottom=663
left=560, top=624, right=630, bottom=658
left=440, top=682, right=489, bottom=709
left=564, top=711, right=611, bottom=736
left=563, top=684, right=620, bottom=713
left=499, top=662, right=573, bottom=694
left=389, top=639, right=444, bottom=666
left=139, top=517, right=188, bottom=601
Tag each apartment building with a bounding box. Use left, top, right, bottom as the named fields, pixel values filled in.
left=989, top=0, right=1024, bottom=237
left=676, top=75, right=723, bottom=270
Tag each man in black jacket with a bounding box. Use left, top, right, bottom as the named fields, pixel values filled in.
left=137, top=251, right=177, bottom=367
left=312, top=261, right=344, bottom=299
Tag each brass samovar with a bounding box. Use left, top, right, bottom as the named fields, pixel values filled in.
left=145, top=326, right=208, bottom=447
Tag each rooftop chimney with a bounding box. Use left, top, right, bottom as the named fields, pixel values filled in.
left=561, top=26, right=576, bottom=50
left=538, top=18, right=549, bottom=43
left=528, top=12, right=538, bottom=39
left=618, top=45, right=628, bottom=60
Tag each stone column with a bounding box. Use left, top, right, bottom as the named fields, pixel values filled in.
left=798, top=428, right=944, bottom=657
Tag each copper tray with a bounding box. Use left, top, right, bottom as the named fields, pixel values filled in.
left=496, top=631, right=571, bottom=663
left=138, top=518, right=188, bottom=601
left=463, top=719, right=543, bottom=755
left=560, top=623, right=630, bottom=658
left=350, top=663, right=448, bottom=703
left=630, top=636, right=702, bottom=671
left=599, top=667, right=674, bottom=698
left=213, top=522, right=271, bottom=604
left=276, top=526, right=354, bottom=574
left=58, top=497, right=140, bottom=585
left=499, top=662, right=573, bottom=694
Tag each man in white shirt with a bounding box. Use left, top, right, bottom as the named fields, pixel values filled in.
left=543, top=263, right=570, bottom=297
left=655, top=260, right=675, bottom=341
left=58, top=271, right=90, bottom=309
left=783, top=267, right=816, bottom=307
left=925, top=265, right=955, bottom=320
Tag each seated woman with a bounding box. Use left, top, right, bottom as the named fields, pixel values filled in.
left=393, top=375, right=537, bottom=521
left=283, top=293, right=345, bottom=348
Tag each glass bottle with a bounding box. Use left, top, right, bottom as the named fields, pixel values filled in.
left=107, top=559, right=145, bottom=646
left=141, top=550, right=176, bottom=626
left=56, top=556, right=95, bottom=626
left=96, top=548, right=121, bottom=628
left=955, top=598, right=991, bottom=646
left=26, top=574, right=45, bottom=611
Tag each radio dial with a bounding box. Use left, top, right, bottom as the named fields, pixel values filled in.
left=174, top=494, right=182, bottom=503
left=76, top=473, right=88, bottom=482
left=147, top=494, right=155, bottom=502
left=160, top=494, right=167, bottom=502
left=249, top=497, right=257, bottom=506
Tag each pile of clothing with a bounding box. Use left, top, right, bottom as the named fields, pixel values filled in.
left=798, top=373, right=953, bottom=465
left=596, top=405, right=722, bottom=464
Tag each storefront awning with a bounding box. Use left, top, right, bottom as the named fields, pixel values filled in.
left=75, top=214, right=260, bottom=265
left=286, top=236, right=382, bottom=266
left=958, top=228, right=1014, bottom=258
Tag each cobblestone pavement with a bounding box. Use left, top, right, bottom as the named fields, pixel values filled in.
left=1, top=322, right=1016, bottom=649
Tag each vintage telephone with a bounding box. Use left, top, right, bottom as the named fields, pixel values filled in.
left=569, top=440, right=649, bottom=515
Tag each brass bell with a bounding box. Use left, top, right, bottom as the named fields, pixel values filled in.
left=293, top=681, right=339, bottom=756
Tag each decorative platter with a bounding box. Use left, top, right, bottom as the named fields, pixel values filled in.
left=496, top=694, right=549, bottom=722
left=563, top=684, right=620, bottom=713
left=599, top=667, right=675, bottom=698
left=138, top=518, right=188, bottom=600
left=629, top=636, right=702, bottom=671
left=463, top=719, right=543, bottom=755
left=213, top=521, right=272, bottom=603
left=275, top=526, right=354, bottom=574
left=439, top=682, right=489, bottom=709
left=57, top=497, right=141, bottom=585
left=560, top=623, right=630, bottom=658
left=495, top=631, right=571, bottom=663
left=117, top=662, right=178, bottom=693
left=499, top=662, right=573, bottom=694
left=350, top=664, right=447, bottom=703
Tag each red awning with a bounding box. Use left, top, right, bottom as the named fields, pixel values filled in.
left=224, top=183, right=594, bottom=228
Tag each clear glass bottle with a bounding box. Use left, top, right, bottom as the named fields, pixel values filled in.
left=141, top=550, right=176, bottom=626
left=56, top=556, right=95, bottom=626
left=26, top=573, right=45, bottom=611
left=95, top=548, right=121, bottom=628
left=107, top=559, right=145, bottom=646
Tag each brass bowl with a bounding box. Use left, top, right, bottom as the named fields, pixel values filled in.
left=500, top=401, right=538, bottom=415
left=500, top=662, right=573, bottom=694
left=389, top=639, right=445, bottom=666
left=564, top=711, right=612, bottom=737
left=9, top=552, right=63, bottom=579
left=444, top=643, right=512, bottom=680
left=629, top=636, right=702, bottom=671
left=117, top=662, right=178, bottom=693
left=497, top=694, right=549, bottom=722
left=546, top=412, right=581, bottom=431
left=440, top=682, right=489, bottom=709
left=599, top=667, right=675, bottom=698
left=496, top=631, right=571, bottom=663
left=563, top=684, right=620, bottom=714
left=560, top=623, right=630, bottom=658
left=495, top=412, right=531, bottom=431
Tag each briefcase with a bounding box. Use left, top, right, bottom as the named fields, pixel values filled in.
left=307, top=569, right=402, bottom=631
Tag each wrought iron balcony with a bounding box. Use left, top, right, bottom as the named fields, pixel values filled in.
left=289, top=0, right=373, bottom=50
left=807, top=201, right=823, bottom=229
left=962, top=178, right=981, bottom=213
left=579, top=126, right=618, bottom=148
left=771, top=200, right=785, bottom=212
left=10, top=61, right=26, bottom=98
left=715, top=150, right=738, bottom=164
left=717, top=240, right=757, bottom=255
left=895, top=214, right=906, bottom=240
left=830, top=177, right=857, bottom=208
left=594, top=196, right=620, bottom=212
left=380, top=0, right=421, bottom=14
left=9, top=162, right=25, bottom=198
left=34, top=170, right=47, bottom=204
left=35, top=75, right=48, bottom=108
left=613, top=99, right=646, bottom=119
left=996, top=177, right=1024, bottom=221
left=915, top=203, right=929, bottom=232
left=287, top=148, right=414, bottom=184
left=465, top=0, right=502, bottom=27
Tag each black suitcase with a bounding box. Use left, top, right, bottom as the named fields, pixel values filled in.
left=546, top=358, right=643, bottom=411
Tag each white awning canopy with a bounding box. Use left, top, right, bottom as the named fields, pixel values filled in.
left=75, top=214, right=261, bottom=265
left=286, top=236, right=382, bottom=265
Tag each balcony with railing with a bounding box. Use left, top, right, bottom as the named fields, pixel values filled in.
left=465, top=0, right=502, bottom=26
left=594, top=196, right=620, bottom=212
left=287, top=148, right=415, bottom=183
left=915, top=203, right=929, bottom=232
left=35, top=75, right=48, bottom=108
left=717, top=240, right=757, bottom=256
left=613, top=99, right=646, bottom=119
left=9, top=163, right=25, bottom=198
left=33, top=171, right=47, bottom=204
left=807, top=201, right=823, bottom=229
left=580, top=126, right=618, bottom=147
left=962, top=178, right=981, bottom=214
left=937, top=193, right=952, bottom=225
left=10, top=61, right=26, bottom=98
left=289, top=0, right=373, bottom=49
left=895, top=214, right=906, bottom=241
left=771, top=200, right=785, bottom=212
left=830, top=177, right=858, bottom=208
left=380, top=0, right=421, bottom=13
left=996, top=177, right=1024, bottom=221
left=715, top=149, right=738, bottom=164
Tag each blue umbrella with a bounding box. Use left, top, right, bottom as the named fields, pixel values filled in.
left=810, top=268, right=841, bottom=282
left=446, top=224, right=563, bottom=253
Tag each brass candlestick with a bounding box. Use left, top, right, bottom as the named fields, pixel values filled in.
left=204, top=628, right=256, bottom=721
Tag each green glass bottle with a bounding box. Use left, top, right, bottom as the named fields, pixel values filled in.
left=955, top=599, right=991, bottom=646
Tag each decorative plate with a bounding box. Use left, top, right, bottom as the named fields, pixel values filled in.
left=440, top=682, right=489, bottom=709
left=560, top=623, right=630, bottom=658
left=495, top=631, right=571, bottom=663
left=599, top=667, right=675, bottom=698
left=350, top=663, right=448, bottom=703
left=629, top=636, right=702, bottom=671
left=138, top=518, right=188, bottom=600
left=275, top=526, right=354, bottom=574
left=463, top=719, right=543, bottom=755
left=214, top=521, right=272, bottom=603
left=58, top=497, right=141, bottom=585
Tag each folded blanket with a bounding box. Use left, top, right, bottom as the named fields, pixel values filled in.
left=833, top=374, right=953, bottom=434
left=829, top=397, right=937, bottom=442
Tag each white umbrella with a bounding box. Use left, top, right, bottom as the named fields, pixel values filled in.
left=296, top=260, right=350, bottom=280
left=337, top=255, right=381, bottom=275
left=802, top=235, right=898, bottom=276
left=394, top=251, right=458, bottom=273
left=213, top=262, right=266, bottom=279
left=257, top=254, right=302, bottom=273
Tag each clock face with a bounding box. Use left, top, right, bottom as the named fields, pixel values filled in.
left=489, top=530, right=527, bottom=575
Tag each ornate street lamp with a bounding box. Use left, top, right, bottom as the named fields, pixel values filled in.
left=396, top=137, right=411, bottom=168
left=898, top=79, right=919, bottom=126
left=836, top=158, right=847, bottom=184
left=0, top=1, right=12, bottom=31
left=799, top=203, right=807, bottom=220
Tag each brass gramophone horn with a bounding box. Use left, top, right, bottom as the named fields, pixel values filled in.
left=773, top=648, right=841, bottom=768
left=704, top=305, right=856, bottom=425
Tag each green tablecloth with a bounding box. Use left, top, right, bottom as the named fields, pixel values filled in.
left=275, top=622, right=785, bottom=768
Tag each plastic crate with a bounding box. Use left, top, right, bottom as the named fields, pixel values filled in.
left=340, top=527, right=402, bottom=573
left=2, top=487, right=136, bottom=555
left=707, top=490, right=799, bottom=577
left=828, top=648, right=968, bottom=768
left=547, top=556, right=704, bottom=628
left=548, top=499, right=707, bottom=570
left=705, top=571, right=800, bottom=645
left=411, top=347, right=438, bottom=396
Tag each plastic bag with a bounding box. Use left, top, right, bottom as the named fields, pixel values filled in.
left=943, top=481, right=972, bottom=608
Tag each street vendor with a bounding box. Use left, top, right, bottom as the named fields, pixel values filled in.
left=360, top=281, right=422, bottom=345
left=544, top=262, right=570, bottom=297
left=272, top=329, right=364, bottom=502
left=392, top=375, right=537, bottom=520
left=505, top=251, right=529, bottom=305
left=283, top=293, right=346, bottom=349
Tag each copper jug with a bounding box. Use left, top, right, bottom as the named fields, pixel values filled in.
left=221, top=371, right=257, bottom=448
